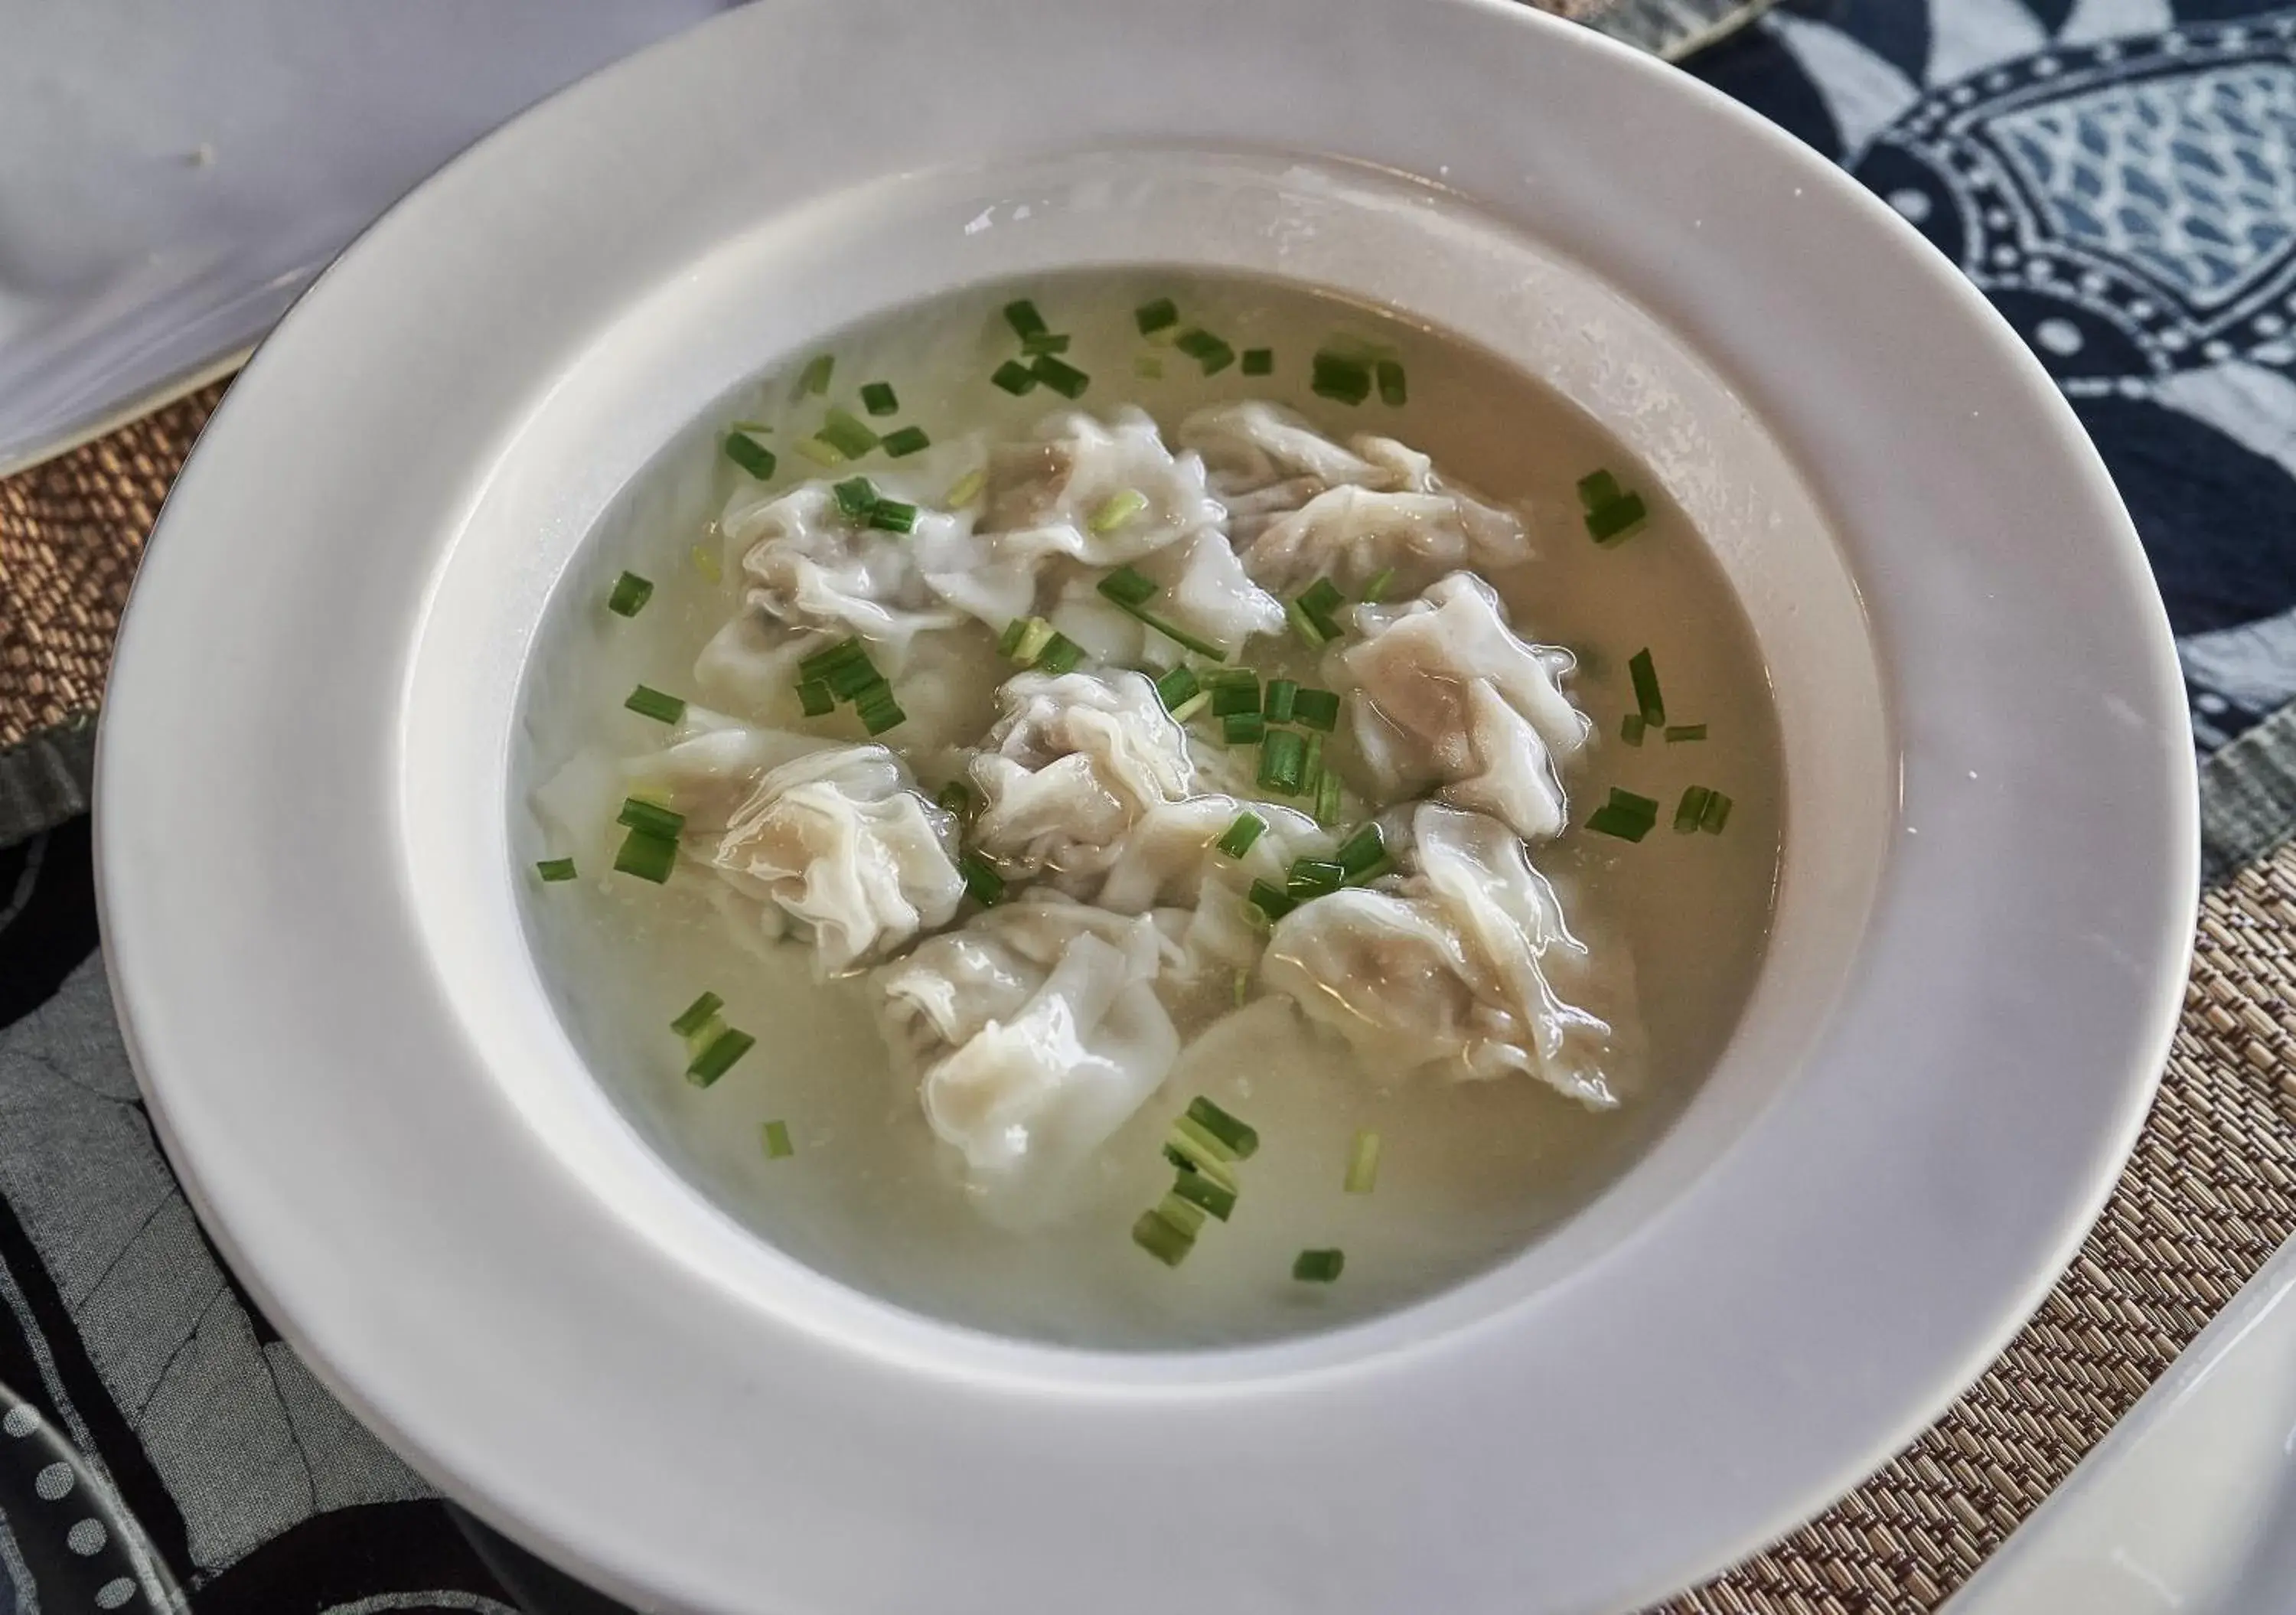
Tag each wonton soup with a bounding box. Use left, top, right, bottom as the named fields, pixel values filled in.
left=515, top=271, right=1783, bottom=1347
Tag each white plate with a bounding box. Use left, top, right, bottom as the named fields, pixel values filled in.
left=94, top=2, right=2197, bottom=1610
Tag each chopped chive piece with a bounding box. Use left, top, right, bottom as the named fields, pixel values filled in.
left=1174, top=328, right=1235, bottom=374
left=795, top=678, right=835, bottom=717
left=1293, top=1248, right=1345, bottom=1283
left=729, top=419, right=771, bottom=433
left=1286, top=597, right=1330, bottom=647
left=724, top=432, right=778, bottom=479
left=1232, top=969, right=1251, bottom=1009
left=1622, top=713, right=1646, bottom=746
left=1204, top=667, right=1260, bottom=688
left=1169, top=1113, right=1242, bottom=1169
left=1171, top=1168, right=1236, bottom=1222
left=866, top=499, right=919, bottom=534
left=1098, top=565, right=1160, bottom=607
left=1133, top=353, right=1165, bottom=380
left=990, top=360, right=1039, bottom=395
left=1310, top=351, right=1374, bottom=405
left=618, top=798, right=687, bottom=840
left=996, top=618, right=1029, bottom=657
left=1258, top=729, right=1309, bottom=794
left=936, top=779, right=977, bottom=822
left=1134, top=298, right=1180, bottom=335
left=1345, top=1128, right=1381, bottom=1194
left=859, top=381, right=899, bottom=416
left=1032, top=631, right=1085, bottom=676
left=1345, top=856, right=1392, bottom=886
left=1700, top=791, right=1734, bottom=834
left=1127, top=608, right=1226, bottom=660
left=613, top=827, right=679, bottom=883
left=881, top=426, right=931, bottom=458
left=1609, top=786, right=1662, bottom=819
left=794, top=436, right=846, bottom=466
left=1186, top=1096, right=1260, bottom=1160
left=797, top=354, right=834, bottom=397
left=1246, top=878, right=1296, bottom=922
left=946, top=468, right=986, bottom=507
left=625, top=684, right=687, bottom=725
left=1154, top=1191, right=1208, bottom=1241
left=957, top=852, right=1006, bottom=906
left=1287, top=857, right=1345, bottom=900
left=827, top=655, right=885, bottom=699
left=1333, top=822, right=1386, bottom=876
left=1588, top=786, right=1660, bottom=843
left=1358, top=566, right=1396, bottom=604
left=1132, top=1208, right=1195, bottom=1267
left=670, top=991, right=725, bottom=1038
left=1587, top=491, right=1649, bottom=544
left=800, top=636, right=867, bottom=678
left=686, top=1026, right=756, bottom=1087
left=1154, top=665, right=1201, bottom=712
left=1090, top=491, right=1150, bottom=535
left=692, top=543, right=722, bottom=582
left=818, top=407, right=879, bottom=459
left=1674, top=786, right=1712, bottom=834
left=1241, top=347, right=1274, bottom=376
left=1375, top=358, right=1408, bottom=406
left=606, top=572, right=654, bottom=617
left=1211, top=674, right=1261, bottom=716
left=1301, top=732, right=1326, bottom=808
left=857, top=697, right=908, bottom=736
left=1215, top=812, right=1267, bottom=859
left=1010, top=617, right=1056, bottom=666
left=833, top=476, right=879, bottom=519
left=1262, top=678, right=1298, bottom=724
left=1627, top=648, right=1665, bottom=726
left=1665, top=723, right=1707, bottom=742
left=1030, top=354, right=1090, bottom=398
left=535, top=856, right=578, bottom=882
left=1296, top=577, right=1347, bottom=637
left=1313, top=766, right=1343, bottom=827
left=1021, top=331, right=1071, bottom=357
left=1291, top=688, right=1341, bottom=732
left=762, top=1119, right=794, bottom=1159
left=1002, top=299, right=1048, bottom=341
left=1166, top=690, right=1212, bottom=723
left=1222, top=711, right=1266, bottom=746
left=1577, top=470, right=1623, bottom=511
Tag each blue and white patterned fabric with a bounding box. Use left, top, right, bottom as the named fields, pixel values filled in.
left=1694, top=0, right=2296, bottom=877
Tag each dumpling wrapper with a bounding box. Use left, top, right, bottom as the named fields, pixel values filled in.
left=968, top=668, right=1195, bottom=879
left=979, top=407, right=1223, bottom=566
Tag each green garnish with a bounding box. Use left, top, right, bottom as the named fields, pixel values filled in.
left=1089, top=491, right=1150, bottom=535
left=1293, top=1248, right=1345, bottom=1283
left=882, top=426, right=931, bottom=458
left=625, top=684, right=686, bottom=725
left=1171, top=1168, right=1236, bottom=1222
left=990, top=360, right=1039, bottom=395
left=817, top=408, right=879, bottom=460
left=1290, top=688, right=1340, bottom=732
left=1021, top=331, right=1071, bottom=357
left=1700, top=790, right=1734, bottom=834
left=1262, top=678, right=1298, bottom=725
left=1358, top=567, right=1395, bottom=604
left=613, top=828, right=678, bottom=884
left=1296, top=577, right=1347, bottom=638
left=1222, top=711, right=1266, bottom=746
left=1154, top=664, right=1201, bottom=713
left=866, top=499, right=919, bottom=534
left=762, top=1120, right=794, bottom=1160
left=827, top=654, right=885, bottom=700
left=1345, top=1129, right=1381, bottom=1194
left=618, top=798, right=687, bottom=840
left=797, top=353, right=833, bottom=397
left=1186, top=1096, right=1260, bottom=1160
left=1031, top=354, right=1091, bottom=399
left=1258, top=729, right=1309, bottom=794
left=859, top=381, right=899, bottom=416
left=1211, top=673, right=1261, bottom=716
left=1163, top=1133, right=1241, bottom=1195
left=1215, top=812, right=1266, bottom=859
left=1313, top=767, right=1342, bottom=827
left=1587, top=786, right=1660, bottom=843
left=1673, top=786, right=1711, bottom=834
left=1375, top=359, right=1407, bottom=406
left=945, top=468, right=986, bottom=507
left=1099, top=566, right=1159, bottom=607
left=1174, top=328, right=1235, bottom=374
left=935, top=779, right=977, bottom=823
left=1246, top=878, right=1296, bottom=922
left=855, top=690, right=908, bottom=735
left=1133, top=354, right=1165, bottom=380
left=724, top=432, right=778, bottom=480
left=801, top=635, right=868, bottom=678
left=1286, top=598, right=1329, bottom=647
left=833, top=476, right=879, bottom=519
left=1240, top=347, right=1274, bottom=376
left=793, top=436, right=846, bottom=467
left=1133, top=298, right=1179, bottom=336
left=1627, top=648, right=1665, bottom=727
left=795, top=679, right=834, bottom=716
left=670, top=991, right=724, bottom=1039
left=957, top=852, right=1006, bottom=906
left=606, top=572, right=654, bottom=618
left=1032, top=631, right=1085, bottom=676
left=1286, top=857, right=1345, bottom=901
left=1580, top=468, right=1650, bottom=544
left=996, top=618, right=1029, bottom=658
left=1006, top=617, right=1056, bottom=666
left=1310, top=351, right=1373, bottom=405
left=1132, top=1207, right=1195, bottom=1267
left=691, top=544, right=722, bottom=582
left=535, top=857, right=577, bottom=882
left=686, top=1026, right=756, bottom=1088
left=1003, top=299, right=1049, bottom=341
left=1665, top=723, right=1707, bottom=742
left=1578, top=470, right=1623, bottom=508
left=1333, top=823, right=1385, bottom=878
left=1621, top=713, right=1646, bottom=746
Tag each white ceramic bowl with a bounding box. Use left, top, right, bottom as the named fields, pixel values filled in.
left=96, top=2, right=2197, bottom=1610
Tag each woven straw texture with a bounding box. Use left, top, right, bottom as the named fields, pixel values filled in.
left=4, top=397, right=2294, bottom=1612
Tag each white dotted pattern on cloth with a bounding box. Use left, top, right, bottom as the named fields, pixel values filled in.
left=34, top=1458, right=73, bottom=1500
left=68, top=1516, right=109, bottom=1555
left=96, top=1577, right=138, bottom=1610
left=2, top=1404, right=38, bottom=1437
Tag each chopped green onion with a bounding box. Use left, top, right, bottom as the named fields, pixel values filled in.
left=859, top=381, right=899, bottom=416
left=1673, top=786, right=1711, bottom=834
left=1665, top=723, right=1707, bottom=742
left=1587, top=491, right=1649, bottom=544
left=625, top=684, right=686, bottom=725
left=1627, top=648, right=1665, bottom=727
left=797, top=353, right=834, bottom=397
left=1344, top=1129, right=1381, bottom=1194
left=833, top=476, right=879, bottom=519
left=1166, top=690, right=1212, bottom=723
left=1186, top=1096, right=1260, bottom=1160
left=1222, top=711, right=1266, bottom=746
left=1310, top=351, right=1373, bottom=405
left=1088, top=490, right=1150, bottom=534
left=1262, top=678, right=1298, bottom=724
left=1293, top=1248, right=1345, bottom=1283
left=1232, top=969, right=1251, bottom=1009
left=1131, top=1208, right=1195, bottom=1267
left=1032, top=631, right=1085, bottom=676
left=606, top=572, right=654, bottom=617
left=1133, top=353, right=1165, bottom=380
left=1296, top=577, right=1347, bottom=638
left=1021, top=331, right=1071, bottom=357
left=856, top=696, right=908, bottom=735
left=1098, top=565, right=1160, bottom=607
left=670, top=991, right=725, bottom=1039
left=762, top=1120, right=794, bottom=1160
left=1313, top=766, right=1343, bottom=827
left=1358, top=567, right=1395, bottom=604
left=1241, top=347, right=1274, bottom=376
left=1291, top=688, right=1341, bottom=732
left=1375, top=359, right=1407, bottom=406
left=1285, top=598, right=1329, bottom=647
left=1246, top=879, right=1296, bottom=922
left=1127, top=608, right=1225, bottom=660
left=1333, top=823, right=1385, bottom=877
left=1154, top=665, right=1201, bottom=712
left=1169, top=1114, right=1243, bottom=1171
left=996, top=618, right=1029, bottom=657
left=1174, top=328, right=1235, bottom=374
left=800, top=636, right=867, bottom=678
left=946, top=468, right=986, bottom=507
left=1211, top=674, right=1261, bottom=716
left=818, top=407, right=879, bottom=459
left=1216, top=812, right=1267, bottom=860
left=618, top=798, right=687, bottom=840
left=795, top=679, right=834, bottom=717
left=1009, top=617, right=1056, bottom=666
left=1287, top=857, right=1345, bottom=900
left=729, top=419, right=771, bottom=434
left=1587, top=787, right=1660, bottom=843
left=692, top=543, right=722, bottom=582
left=613, top=827, right=679, bottom=884
left=1621, top=713, right=1646, bottom=746
left=724, top=432, right=778, bottom=479
left=1700, top=791, right=1734, bottom=834
left=1155, top=1191, right=1208, bottom=1241
left=1577, top=470, right=1623, bottom=510
left=1030, top=354, right=1091, bottom=399
left=1258, top=729, right=1309, bottom=794
left=1134, top=298, right=1180, bottom=335
left=879, top=426, right=931, bottom=458
left=957, top=852, right=1006, bottom=906
left=866, top=499, right=919, bottom=534
left=990, top=360, right=1039, bottom=396
left=827, top=654, right=885, bottom=700
left=1205, top=667, right=1259, bottom=688
left=1171, top=1167, right=1236, bottom=1222
left=936, top=779, right=977, bottom=822
left=687, top=1026, right=756, bottom=1088
left=794, top=436, right=846, bottom=467
left=1003, top=299, right=1049, bottom=341
left=535, top=857, right=578, bottom=883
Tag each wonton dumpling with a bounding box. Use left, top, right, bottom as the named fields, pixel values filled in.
left=968, top=669, right=1194, bottom=877
left=1335, top=572, right=1588, bottom=841
left=1243, top=483, right=1530, bottom=596
left=1094, top=795, right=1335, bottom=981
left=1179, top=400, right=1475, bottom=552
left=709, top=743, right=964, bottom=976
left=876, top=892, right=1181, bottom=1199
left=979, top=409, right=1222, bottom=565
left=725, top=482, right=965, bottom=651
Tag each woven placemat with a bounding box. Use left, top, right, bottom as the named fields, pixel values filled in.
left=5, top=396, right=2294, bottom=1612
